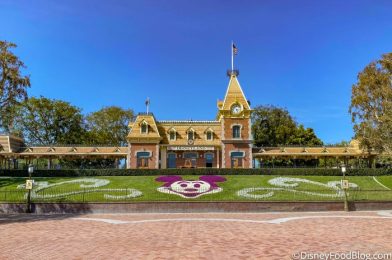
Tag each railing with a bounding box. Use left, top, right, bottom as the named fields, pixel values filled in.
left=1, top=188, right=392, bottom=203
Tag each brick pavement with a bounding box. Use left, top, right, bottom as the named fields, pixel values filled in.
left=0, top=211, right=392, bottom=259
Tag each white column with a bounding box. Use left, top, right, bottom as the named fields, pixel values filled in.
left=161, top=147, right=167, bottom=169
left=216, top=148, right=220, bottom=168
left=126, top=144, right=131, bottom=169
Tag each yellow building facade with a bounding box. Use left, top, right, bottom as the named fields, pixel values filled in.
left=127, top=71, right=253, bottom=169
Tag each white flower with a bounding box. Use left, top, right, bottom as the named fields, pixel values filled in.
left=237, top=177, right=359, bottom=199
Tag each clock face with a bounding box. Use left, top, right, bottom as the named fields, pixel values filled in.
left=231, top=105, right=242, bottom=114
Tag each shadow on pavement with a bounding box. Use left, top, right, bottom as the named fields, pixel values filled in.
left=0, top=213, right=81, bottom=225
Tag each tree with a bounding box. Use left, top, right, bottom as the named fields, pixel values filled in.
left=251, top=105, right=323, bottom=146
left=85, top=106, right=134, bottom=146
left=289, top=125, right=323, bottom=146
left=0, top=41, right=31, bottom=132
left=13, top=96, right=86, bottom=145
left=349, top=53, right=392, bottom=154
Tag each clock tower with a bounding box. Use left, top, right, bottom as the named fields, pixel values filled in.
left=217, top=70, right=253, bottom=168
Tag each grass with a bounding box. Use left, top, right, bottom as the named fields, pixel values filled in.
left=0, top=175, right=391, bottom=202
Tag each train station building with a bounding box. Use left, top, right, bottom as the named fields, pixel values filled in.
left=0, top=70, right=375, bottom=169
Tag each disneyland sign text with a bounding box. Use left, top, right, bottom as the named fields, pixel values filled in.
left=167, top=146, right=215, bottom=151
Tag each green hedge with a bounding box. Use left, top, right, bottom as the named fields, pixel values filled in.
left=1, top=168, right=392, bottom=177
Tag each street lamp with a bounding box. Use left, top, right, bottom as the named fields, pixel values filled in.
left=26, top=164, right=34, bottom=213
left=341, top=164, right=349, bottom=212
left=28, top=164, right=34, bottom=179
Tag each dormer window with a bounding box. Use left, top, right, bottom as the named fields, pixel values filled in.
left=232, top=125, right=241, bottom=139
left=204, top=128, right=214, bottom=141
left=186, top=127, right=195, bottom=140
left=188, top=131, right=194, bottom=140
left=167, top=127, right=177, bottom=141
left=206, top=131, right=213, bottom=141
left=169, top=130, right=176, bottom=141
left=141, top=121, right=148, bottom=134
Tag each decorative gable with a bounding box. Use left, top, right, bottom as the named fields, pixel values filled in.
left=47, top=147, right=56, bottom=152
left=127, top=114, right=162, bottom=143
left=220, top=75, right=250, bottom=111
left=186, top=127, right=195, bottom=133
left=167, top=127, right=177, bottom=133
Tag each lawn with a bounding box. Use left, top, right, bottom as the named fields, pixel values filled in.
left=0, top=175, right=391, bottom=202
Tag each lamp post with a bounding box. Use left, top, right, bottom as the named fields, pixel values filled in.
left=26, top=164, right=34, bottom=213
left=341, top=164, right=349, bottom=212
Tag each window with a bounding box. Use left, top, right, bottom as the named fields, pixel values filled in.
left=231, top=151, right=244, bottom=168
left=206, top=131, right=213, bottom=141
left=188, top=131, right=194, bottom=140
left=141, top=122, right=148, bottom=134
left=137, top=151, right=150, bottom=168
left=205, top=153, right=214, bottom=168
left=183, top=152, right=197, bottom=168
left=167, top=153, right=177, bottom=168
left=232, top=125, right=241, bottom=139
left=184, top=153, right=198, bottom=159
left=169, top=130, right=176, bottom=141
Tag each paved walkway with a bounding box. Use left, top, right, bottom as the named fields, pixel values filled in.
left=1, top=211, right=392, bottom=259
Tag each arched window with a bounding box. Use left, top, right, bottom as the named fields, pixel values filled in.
left=232, top=125, right=241, bottom=139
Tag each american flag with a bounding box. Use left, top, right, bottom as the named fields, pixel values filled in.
left=232, top=43, right=238, bottom=55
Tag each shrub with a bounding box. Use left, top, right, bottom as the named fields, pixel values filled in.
left=1, top=168, right=391, bottom=177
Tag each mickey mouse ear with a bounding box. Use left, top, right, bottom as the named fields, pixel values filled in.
left=155, top=175, right=183, bottom=183
left=199, top=175, right=226, bottom=183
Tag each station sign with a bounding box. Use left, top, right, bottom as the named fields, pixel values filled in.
left=168, top=146, right=215, bottom=151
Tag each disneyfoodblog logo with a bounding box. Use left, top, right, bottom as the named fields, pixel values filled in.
left=291, top=251, right=392, bottom=260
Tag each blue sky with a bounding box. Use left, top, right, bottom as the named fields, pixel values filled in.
left=1, top=0, right=391, bottom=144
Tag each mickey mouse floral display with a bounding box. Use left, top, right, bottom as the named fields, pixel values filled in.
left=156, top=175, right=226, bottom=198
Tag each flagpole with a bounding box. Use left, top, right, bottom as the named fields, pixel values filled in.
left=231, top=41, right=234, bottom=71
left=146, top=97, right=149, bottom=114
